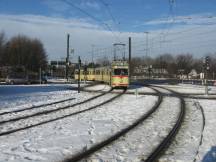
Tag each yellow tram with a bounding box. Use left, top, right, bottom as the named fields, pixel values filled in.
left=75, top=60, right=129, bottom=88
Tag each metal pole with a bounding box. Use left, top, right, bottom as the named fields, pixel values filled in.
left=129, top=37, right=131, bottom=80
left=39, top=67, right=41, bottom=84
left=205, top=56, right=210, bottom=95
left=66, top=34, right=70, bottom=81
left=114, top=46, right=116, bottom=61
left=205, top=69, right=208, bottom=95
left=78, top=56, right=81, bottom=93
left=91, top=45, right=94, bottom=68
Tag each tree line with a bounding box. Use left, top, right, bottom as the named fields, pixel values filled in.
left=130, top=53, right=216, bottom=78
left=1, top=31, right=216, bottom=79
left=0, top=32, right=47, bottom=73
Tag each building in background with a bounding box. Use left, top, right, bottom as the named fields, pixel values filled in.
left=133, top=65, right=168, bottom=78
left=48, top=60, right=76, bottom=78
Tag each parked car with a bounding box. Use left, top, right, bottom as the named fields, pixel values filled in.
left=6, top=75, right=29, bottom=85
left=28, top=74, right=47, bottom=84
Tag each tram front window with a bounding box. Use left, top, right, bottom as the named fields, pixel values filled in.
left=114, top=69, right=128, bottom=75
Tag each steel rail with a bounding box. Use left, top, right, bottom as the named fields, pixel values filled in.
left=0, top=89, right=112, bottom=125
left=193, top=102, right=206, bottom=162
left=0, top=82, right=98, bottom=116
left=63, top=87, right=162, bottom=162
left=145, top=85, right=185, bottom=162
left=0, top=89, right=126, bottom=137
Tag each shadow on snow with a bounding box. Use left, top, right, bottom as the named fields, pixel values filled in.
left=202, top=146, right=216, bottom=162
left=0, top=84, right=76, bottom=96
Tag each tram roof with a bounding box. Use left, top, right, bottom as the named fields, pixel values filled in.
left=112, top=60, right=128, bottom=66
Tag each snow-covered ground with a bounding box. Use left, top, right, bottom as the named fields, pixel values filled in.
left=0, top=84, right=78, bottom=109
left=0, top=84, right=157, bottom=162
left=0, top=83, right=215, bottom=162
left=127, top=85, right=156, bottom=93
left=159, top=99, right=203, bottom=162
left=158, top=84, right=216, bottom=94
left=84, top=84, right=110, bottom=92
left=0, top=83, right=102, bottom=110
left=194, top=100, right=216, bottom=162
left=157, top=85, right=216, bottom=162
left=87, top=97, right=180, bottom=161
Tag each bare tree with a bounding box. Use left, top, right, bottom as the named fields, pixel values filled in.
left=3, top=35, right=47, bottom=72
left=130, top=57, right=143, bottom=74
left=193, top=58, right=203, bottom=73
left=152, top=54, right=176, bottom=77
left=209, top=53, right=216, bottom=79
left=0, top=32, right=6, bottom=65
left=141, top=56, right=154, bottom=66
left=153, top=53, right=174, bottom=68
left=175, top=54, right=193, bottom=75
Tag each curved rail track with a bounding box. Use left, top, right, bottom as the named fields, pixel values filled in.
left=193, top=102, right=206, bottom=162
left=63, top=87, right=163, bottom=162
left=0, top=84, right=111, bottom=124
left=62, top=84, right=185, bottom=162
left=0, top=86, right=125, bottom=137
left=0, top=83, right=186, bottom=162
left=0, top=82, right=101, bottom=116
left=145, top=85, right=185, bottom=162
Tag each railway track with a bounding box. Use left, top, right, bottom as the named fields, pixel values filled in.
left=145, top=85, right=185, bottom=162
left=63, top=87, right=162, bottom=162
left=0, top=82, right=99, bottom=116
left=0, top=84, right=186, bottom=161
left=0, top=84, right=110, bottom=123
left=0, top=86, right=125, bottom=137
left=0, top=89, right=111, bottom=125
left=62, top=84, right=185, bottom=162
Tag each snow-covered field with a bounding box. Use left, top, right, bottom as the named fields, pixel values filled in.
left=0, top=84, right=78, bottom=109
left=0, top=84, right=157, bottom=161
left=84, top=84, right=111, bottom=92
left=159, top=99, right=203, bottom=162
left=87, top=97, right=180, bottom=161
left=194, top=100, right=216, bottom=162
left=0, top=83, right=215, bottom=162
left=127, top=85, right=156, bottom=93
left=158, top=84, right=216, bottom=94
left=157, top=85, right=216, bottom=162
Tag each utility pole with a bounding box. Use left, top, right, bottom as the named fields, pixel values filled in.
left=202, top=58, right=205, bottom=85
left=113, top=45, right=116, bottom=61
left=66, top=34, right=70, bottom=81
left=78, top=56, right=81, bottom=93
left=144, top=32, right=150, bottom=79
left=128, top=37, right=131, bottom=81
left=205, top=56, right=210, bottom=95
left=91, top=45, right=94, bottom=68
left=144, top=32, right=149, bottom=57
left=39, top=67, right=41, bottom=84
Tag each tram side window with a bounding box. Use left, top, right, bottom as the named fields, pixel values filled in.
left=96, top=70, right=100, bottom=75
left=114, top=69, right=128, bottom=75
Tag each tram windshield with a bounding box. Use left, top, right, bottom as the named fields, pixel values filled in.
left=114, top=69, right=128, bottom=75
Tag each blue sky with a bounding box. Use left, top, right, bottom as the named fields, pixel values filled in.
left=0, top=0, right=216, bottom=61
left=1, top=0, right=216, bottom=32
